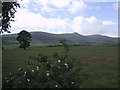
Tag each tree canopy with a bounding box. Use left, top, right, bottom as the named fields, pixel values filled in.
left=17, top=30, right=32, bottom=50
left=1, top=1, right=20, bottom=33
left=59, top=39, right=69, bottom=54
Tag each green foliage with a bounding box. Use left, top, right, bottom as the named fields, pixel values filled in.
left=1, top=2, right=20, bottom=33
left=52, top=52, right=59, bottom=59
left=3, top=53, right=85, bottom=88
left=17, top=30, right=32, bottom=50
left=59, top=39, right=69, bottom=54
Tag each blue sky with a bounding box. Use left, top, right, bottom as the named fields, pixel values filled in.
left=10, top=0, right=119, bottom=37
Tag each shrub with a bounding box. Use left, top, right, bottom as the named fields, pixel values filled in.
left=3, top=52, right=88, bottom=88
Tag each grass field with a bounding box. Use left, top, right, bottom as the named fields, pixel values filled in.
left=2, top=45, right=118, bottom=88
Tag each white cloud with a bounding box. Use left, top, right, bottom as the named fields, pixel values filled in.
left=35, top=0, right=87, bottom=14
left=72, top=16, right=102, bottom=34
left=102, top=21, right=116, bottom=25
left=68, top=0, right=87, bottom=14
left=72, top=16, right=117, bottom=37
left=11, top=8, right=70, bottom=33
left=48, top=0, right=70, bottom=8
left=16, top=0, right=87, bottom=18
left=36, top=0, right=70, bottom=8
left=40, top=6, right=55, bottom=13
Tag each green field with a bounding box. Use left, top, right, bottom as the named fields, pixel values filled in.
left=2, top=45, right=118, bottom=88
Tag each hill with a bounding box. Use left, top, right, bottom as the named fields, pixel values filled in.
left=2, top=31, right=118, bottom=45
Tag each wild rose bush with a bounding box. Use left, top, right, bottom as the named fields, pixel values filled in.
left=3, top=53, right=88, bottom=88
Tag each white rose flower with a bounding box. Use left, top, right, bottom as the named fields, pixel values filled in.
left=32, top=70, right=35, bottom=73
left=58, top=60, right=61, bottom=63
left=27, top=79, right=30, bottom=82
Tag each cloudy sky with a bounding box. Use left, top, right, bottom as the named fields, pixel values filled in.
left=10, top=0, right=119, bottom=37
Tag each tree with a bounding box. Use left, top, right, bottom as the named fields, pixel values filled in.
left=0, top=1, right=20, bottom=33
left=17, top=30, right=32, bottom=50
left=59, top=39, right=69, bottom=54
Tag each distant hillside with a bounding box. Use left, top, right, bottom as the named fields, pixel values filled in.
left=2, top=31, right=118, bottom=45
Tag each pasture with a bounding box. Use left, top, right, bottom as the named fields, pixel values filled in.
left=2, top=44, right=118, bottom=88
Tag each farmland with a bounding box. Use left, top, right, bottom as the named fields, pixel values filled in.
left=2, top=44, right=118, bottom=88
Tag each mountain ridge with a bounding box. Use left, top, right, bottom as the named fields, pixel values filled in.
left=2, top=31, right=118, bottom=45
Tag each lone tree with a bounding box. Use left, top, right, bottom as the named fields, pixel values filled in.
left=1, top=1, right=20, bottom=33
left=59, top=39, right=69, bottom=54
left=17, top=30, right=32, bottom=50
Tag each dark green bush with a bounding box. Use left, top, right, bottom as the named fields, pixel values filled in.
left=3, top=52, right=88, bottom=88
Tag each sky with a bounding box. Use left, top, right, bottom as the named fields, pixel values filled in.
left=9, top=0, right=119, bottom=37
